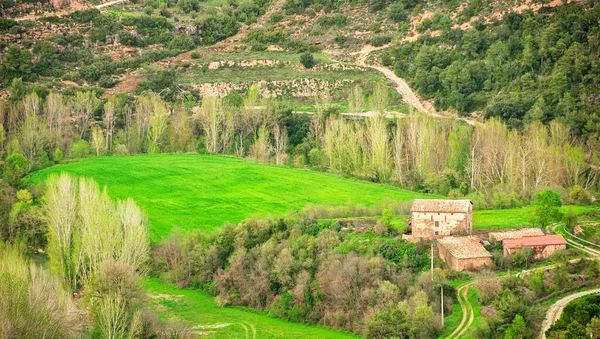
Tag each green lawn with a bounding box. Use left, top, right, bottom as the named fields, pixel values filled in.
left=27, top=154, right=433, bottom=242
left=473, top=205, right=598, bottom=230
left=143, top=278, right=357, bottom=338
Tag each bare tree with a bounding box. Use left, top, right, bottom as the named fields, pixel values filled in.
left=348, top=85, right=364, bottom=114
left=90, top=125, right=106, bottom=157
left=369, top=83, right=389, bottom=115
left=70, top=91, right=99, bottom=139
left=103, top=97, right=117, bottom=151
left=272, top=124, right=288, bottom=165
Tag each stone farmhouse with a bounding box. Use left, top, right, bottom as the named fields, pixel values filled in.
left=503, top=235, right=567, bottom=260
left=404, top=199, right=473, bottom=242
left=437, top=236, right=493, bottom=271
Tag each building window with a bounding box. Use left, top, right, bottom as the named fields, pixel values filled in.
left=435, top=231, right=439, bottom=235
left=435, top=221, right=439, bottom=227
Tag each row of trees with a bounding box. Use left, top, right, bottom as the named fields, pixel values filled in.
left=1, top=173, right=192, bottom=338
left=1, top=85, right=598, bottom=210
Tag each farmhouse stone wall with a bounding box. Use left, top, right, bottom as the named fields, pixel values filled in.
left=438, top=241, right=492, bottom=271
left=504, top=244, right=566, bottom=260
left=411, top=211, right=471, bottom=239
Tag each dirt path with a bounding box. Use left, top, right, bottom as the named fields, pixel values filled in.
left=339, top=44, right=476, bottom=125
left=446, top=282, right=472, bottom=339
left=95, top=0, right=127, bottom=9
left=539, top=288, right=600, bottom=339
left=13, top=0, right=127, bottom=21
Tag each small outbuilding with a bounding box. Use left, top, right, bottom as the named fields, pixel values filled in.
left=503, top=235, right=567, bottom=260
left=488, top=228, right=545, bottom=243
left=437, top=236, right=493, bottom=271
left=405, top=199, right=473, bottom=241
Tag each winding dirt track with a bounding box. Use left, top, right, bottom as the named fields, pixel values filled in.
left=13, top=0, right=127, bottom=21
left=539, top=289, right=600, bottom=339
left=336, top=44, right=476, bottom=125
left=446, top=282, right=473, bottom=339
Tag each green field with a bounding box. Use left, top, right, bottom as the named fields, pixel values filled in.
left=144, top=278, right=358, bottom=338
left=28, top=154, right=433, bottom=242
left=473, top=205, right=599, bottom=230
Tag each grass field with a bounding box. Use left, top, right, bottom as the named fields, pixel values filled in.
left=473, top=205, right=599, bottom=230
left=27, top=154, right=433, bottom=242
left=144, top=278, right=358, bottom=338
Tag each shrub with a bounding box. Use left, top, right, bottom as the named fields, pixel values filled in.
left=2, top=153, right=30, bottom=186
left=367, top=35, right=392, bottom=47
left=300, top=52, right=315, bottom=69
left=334, top=33, right=346, bottom=47
left=190, top=51, right=200, bottom=59
left=569, top=185, right=590, bottom=205
left=68, top=139, right=91, bottom=159
left=388, top=2, right=408, bottom=22
left=269, top=12, right=283, bottom=24
left=316, top=14, right=347, bottom=28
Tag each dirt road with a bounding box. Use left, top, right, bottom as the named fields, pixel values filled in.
left=446, top=282, right=474, bottom=339
left=13, top=0, right=127, bottom=21
left=539, top=288, right=600, bottom=339
left=342, top=45, right=476, bottom=125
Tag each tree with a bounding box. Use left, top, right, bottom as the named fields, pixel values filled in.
left=2, top=153, right=30, bottom=186
left=1, top=45, right=33, bottom=83
left=535, top=189, right=563, bottom=227
left=251, top=125, right=271, bottom=162
left=147, top=96, right=170, bottom=153
left=15, top=109, right=49, bottom=165
left=388, top=2, right=408, bottom=22
left=90, top=125, right=106, bottom=157
left=369, top=84, right=389, bottom=115
left=587, top=317, right=600, bottom=338
left=504, top=314, right=530, bottom=339
left=103, top=97, right=117, bottom=152
left=348, top=85, right=364, bottom=114
left=70, top=91, right=100, bottom=139
left=300, top=53, right=315, bottom=69
left=45, top=174, right=149, bottom=290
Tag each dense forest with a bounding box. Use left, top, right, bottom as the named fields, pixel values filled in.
left=382, top=1, right=600, bottom=136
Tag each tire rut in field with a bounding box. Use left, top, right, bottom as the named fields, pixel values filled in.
left=243, top=321, right=257, bottom=339
left=238, top=322, right=249, bottom=339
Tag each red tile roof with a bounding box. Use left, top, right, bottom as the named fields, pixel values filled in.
left=503, top=235, right=567, bottom=249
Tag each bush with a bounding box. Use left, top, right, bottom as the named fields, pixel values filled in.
left=269, top=12, right=283, bottom=24
left=68, top=139, right=91, bottom=159
left=316, top=14, right=347, bottom=28
left=300, top=52, right=315, bottom=69
left=2, top=153, right=30, bottom=186
left=367, top=35, right=391, bottom=47
left=388, top=2, right=408, bottom=22
left=334, top=33, right=346, bottom=47
left=569, top=185, right=590, bottom=205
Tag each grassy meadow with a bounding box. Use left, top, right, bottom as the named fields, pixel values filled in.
left=143, top=278, right=358, bottom=338
left=28, top=154, right=433, bottom=242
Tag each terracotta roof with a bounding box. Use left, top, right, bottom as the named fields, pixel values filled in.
left=503, top=235, right=567, bottom=249
left=411, top=199, right=472, bottom=213
left=489, top=228, right=545, bottom=242
left=438, top=236, right=491, bottom=259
